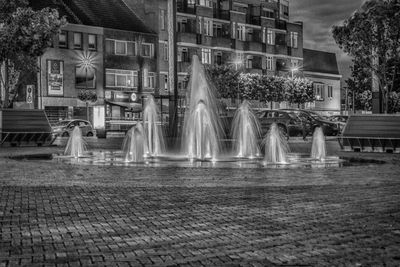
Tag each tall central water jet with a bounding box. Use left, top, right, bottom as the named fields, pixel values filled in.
left=263, top=123, right=289, bottom=164
left=143, top=95, right=165, bottom=157
left=182, top=55, right=223, bottom=160
left=231, top=100, right=261, bottom=158
left=311, top=127, right=326, bottom=161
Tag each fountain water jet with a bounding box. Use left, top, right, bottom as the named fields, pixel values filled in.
left=143, top=95, right=165, bottom=157
left=122, top=123, right=147, bottom=162
left=263, top=123, right=289, bottom=164
left=231, top=100, right=261, bottom=158
left=311, top=127, right=326, bottom=161
left=64, top=126, right=87, bottom=158
left=182, top=55, right=223, bottom=160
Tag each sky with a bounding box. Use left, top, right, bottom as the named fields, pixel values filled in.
left=290, top=0, right=366, bottom=82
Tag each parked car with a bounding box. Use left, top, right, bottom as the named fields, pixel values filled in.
left=51, top=119, right=95, bottom=137
left=327, top=115, right=348, bottom=133
left=281, top=109, right=340, bottom=136
left=256, top=110, right=310, bottom=137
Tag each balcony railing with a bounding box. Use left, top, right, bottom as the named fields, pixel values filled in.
left=213, top=10, right=230, bottom=20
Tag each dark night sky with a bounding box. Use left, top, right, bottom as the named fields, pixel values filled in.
left=290, top=0, right=367, bottom=83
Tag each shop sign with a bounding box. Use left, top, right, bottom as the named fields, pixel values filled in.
left=47, top=60, right=64, bottom=96
left=130, top=93, right=137, bottom=102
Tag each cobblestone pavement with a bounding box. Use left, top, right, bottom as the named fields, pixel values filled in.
left=0, top=150, right=400, bottom=266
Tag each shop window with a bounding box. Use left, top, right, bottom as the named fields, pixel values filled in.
left=75, top=66, right=96, bottom=89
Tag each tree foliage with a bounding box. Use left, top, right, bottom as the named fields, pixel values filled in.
left=206, top=65, right=315, bottom=107
left=77, top=89, right=98, bottom=103
left=332, top=0, right=400, bottom=113
left=0, top=0, right=66, bottom=108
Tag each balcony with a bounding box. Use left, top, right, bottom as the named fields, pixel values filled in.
left=177, top=1, right=196, bottom=14
left=211, top=36, right=231, bottom=48
left=275, top=20, right=287, bottom=30
left=177, top=32, right=197, bottom=44
left=213, top=10, right=230, bottom=21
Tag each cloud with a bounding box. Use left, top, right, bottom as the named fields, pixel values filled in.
left=290, top=0, right=365, bottom=80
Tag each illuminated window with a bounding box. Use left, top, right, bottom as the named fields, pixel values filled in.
left=142, top=43, right=154, bottom=57
left=75, top=66, right=96, bottom=88
left=290, top=32, right=298, bottom=48
left=201, top=48, right=212, bottom=64
left=106, top=69, right=137, bottom=88
left=88, top=34, right=97, bottom=51
left=73, top=32, right=82, bottom=49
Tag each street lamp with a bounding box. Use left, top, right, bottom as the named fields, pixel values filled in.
left=81, top=57, right=93, bottom=121
left=290, top=67, right=299, bottom=78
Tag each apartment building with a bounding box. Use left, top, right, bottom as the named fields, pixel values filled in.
left=125, top=0, right=303, bottom=114
left=29, top=0, right=157, bottom=132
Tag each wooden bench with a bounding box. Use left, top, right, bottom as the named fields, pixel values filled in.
left=339, top=115, right=400, bottom=153
left=0, top=109, right=55, bottom=147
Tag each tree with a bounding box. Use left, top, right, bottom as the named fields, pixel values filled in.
left=205, top=64, right=240, bottom=99
left=332, top=0, right=400, bottom=113
left=0, top=0, right=66, bottom=108
left=284, top=77, right=314, bottom=108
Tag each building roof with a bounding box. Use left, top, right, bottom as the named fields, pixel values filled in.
left=29, top=0, right=155, bottom=34
left=303, top=48, right=340, bottom=75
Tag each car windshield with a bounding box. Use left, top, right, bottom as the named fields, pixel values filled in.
left=53, top=121, right=71, bottom=127
left=308, top=112, right=324, bottom=120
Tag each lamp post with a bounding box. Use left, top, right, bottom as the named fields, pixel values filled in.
left=290, top=67, right=299, bottom=78
left=82, top=57, right=93, bottom=122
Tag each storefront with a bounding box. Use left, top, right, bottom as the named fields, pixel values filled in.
left=105, top=90, right=143, bottom=132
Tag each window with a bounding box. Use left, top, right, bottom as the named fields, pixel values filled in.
left=142, top=43, right=154, bottom=57
left=105, top=39, right=136, bottom=56
left=266, top=56, right=273, bottom=70
left=328, top=85, right=333, bottom=98
left=144, top=71, right=155, bottom=89
left=88, top=34, right=97, bottom=51
left=247, top=28, right=253, bottom=42
left=197, top=0, right=212, bottom=7
left=115, top=41, right=127, bottom=55
left=178, top=47, right=189, bottom=62
left=197, top=17, right=202, bottom=34
left=105, top=69, right=137, bottom=88
left=246, top=55, right=253, bottom=69
left=267, top=29, right=274, bottom=45
left=237, top=25, right=245, bottom=41
left=314, top=83, right=324, bottom=101
left=236, top=52, right=244, bottom=67
left=163, top=43, right=168, bottom=61
left=160, top=9, right=166, bottom=31
left=204, top=19, right=212, bottom=36
left=59, top=31, right=67, bottom=48
left=164, top=74, right=168, bottom=91
left=232, top=22, right=236, bottom=39
left=213, top=23, right=222, bottom=37
left=201, top=48, right=211, bottom=64
left=73, top=32, right=82, bottom=49
left=215, top=52, right=222, bottom=65
left=75, top=66, right=96, bottom=89
left=177, top=18, right=188, bottom=33
left=290, top=32, right=298, bottom=48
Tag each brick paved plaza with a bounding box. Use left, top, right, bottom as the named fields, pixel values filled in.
left=1, top=146, right=400, bottom=266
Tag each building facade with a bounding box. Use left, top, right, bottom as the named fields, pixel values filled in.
left=125, top=0, right=304, bottom=113
left=303, top=48, right=342, bottom=116
left=29, top=0, right=158, bottom=132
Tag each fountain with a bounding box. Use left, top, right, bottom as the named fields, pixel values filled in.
left=64, top=126, right=87, bottom=158
left=54, top=55, right=344, bottom=169
left=263, top=123, right=289, bottom=164
left=311, top=127, right=326, bottom=161
left=182, top=55, right=223, bottom=160
left=122, top=122, right=147, bottom=162
left=143, top=95, right=165, bottom=157
left=231, top=100, right=261, bottom=158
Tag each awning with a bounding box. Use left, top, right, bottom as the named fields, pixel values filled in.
left=106, top=101, right=142, bottom=112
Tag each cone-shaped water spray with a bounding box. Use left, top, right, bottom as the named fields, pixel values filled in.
left=64, top=126, right=87, bottom=158
left=143, top=95, right=165, bottom=157
left=182, top=55, right=223, bottom=160
left=263, top=123, right=289, bottom=164
left=311, top=127, right=326, bottom=161
left=231, top=100, right=261, bottom=158
left=122, top=123, right=147, bottom=162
